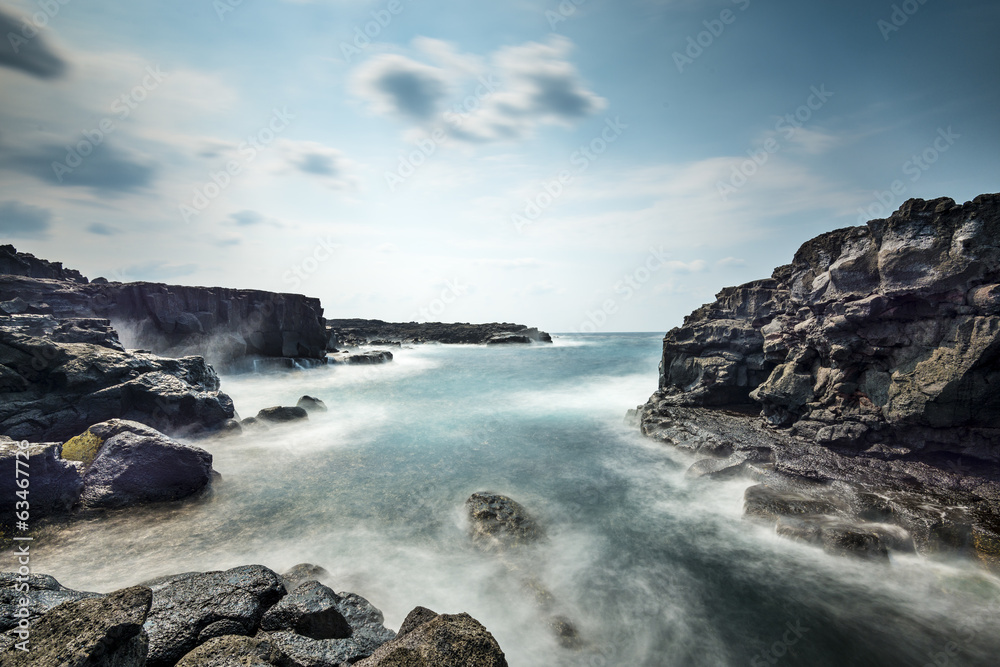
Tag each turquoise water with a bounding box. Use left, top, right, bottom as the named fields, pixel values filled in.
left=25, top=334, right=1000, bottom=666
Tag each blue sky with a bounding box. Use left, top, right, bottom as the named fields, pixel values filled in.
left=0, top=0, right=997, bottom=332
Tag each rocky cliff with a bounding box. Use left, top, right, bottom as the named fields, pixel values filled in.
left=0, top=247, right=328, bottom=368
left=637, top=194, right=1000, bottom=566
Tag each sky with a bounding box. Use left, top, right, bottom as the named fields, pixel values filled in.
left=0, top=0, right=997, bottom=333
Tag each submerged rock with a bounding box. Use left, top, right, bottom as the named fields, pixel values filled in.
left=1, top=585, right=152, bottom=666
left=296, top=395, right=328, bottom=413
left=256, top=406, right=309, bottom=424
left=66, top=420, right=214, bottom=510
left=465, top=492, right=543, bottom=550
left=355, top=612, right=508, bottom=667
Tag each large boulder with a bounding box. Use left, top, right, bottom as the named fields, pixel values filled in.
left=0, top=327, right=234, bottom=442
left=63, top=420, right=214, bottom=509
left=355, top=612, right=508, bottom=667
left=465, top=492, right=543, bottom=550
left=1, top=585, right=152, bottom=666
left=143, top=565, right=286, bottom=667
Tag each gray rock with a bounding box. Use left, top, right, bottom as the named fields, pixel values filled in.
left=261, top=581, right=351, bottom=640
left=743, top=484, right=843, bottom=522
left=0, top=572, right=101, bottom=632
left=396, top=606, right=438, bottom=638
left=280, top=564, right=329, bottom=591
left=66, top=420, right=214, bottom=509
left=465, top=492, right=543, bottom=550
left=355, top=612, right=508, bottom=667
left=332, top=592, right=396, bottom=646
left=175, top=634, right=300, bottom=667
left=256, top=407, right=309, bottom=424
left=1, top=585, right=152, bottom=666
left=296, top=396, right=328, bottom=413
left=0, top=437, right=83, bottom=524
left=267, top=629, right=386, bottom=667
left=0, top=327, right=234, bottom=442
left=144, top=565, right=286, bottom=667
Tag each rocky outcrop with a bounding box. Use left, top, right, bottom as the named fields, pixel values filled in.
left=1, top=585, right=152, bottom=666
left=0, top=324, right=234, bottom=442
left=328, top=320, right=552, bottom=346
left=355, top=611, right=508, bottom=667
left=0, top=247, right=328, bottom=369
left=329, top=350, right=394, bottom=365
left=636, top=194, right=1000, bottom=565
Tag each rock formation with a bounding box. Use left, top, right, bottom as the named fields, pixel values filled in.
left=0, top=246, right=328, bottom=369
left=636, top=195, right=1000, bottom=566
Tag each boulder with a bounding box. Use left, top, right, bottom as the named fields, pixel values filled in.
left=143, top=565, right=286, bottom=667
left=355, top=612, right=508, bottom=667
left=175, top=634, right=299, bottom=667
left=280, top=564, right=329, bottom=591
left=296, top=396, right=328, bottom=413
left=1, top=585, right=152, bottom=666
left=0, top=573, right=101, bottom=633
left=260, top=581, right=352, bottom=640
left=396, top=606, right=438, bottom=638
left=256, top=407, right=308, bottom=424
left=0, top=437, right=83, bottom=524
left=64, top=420, right=214, bottom=509
left=465, top=492, right=543, bottom=550
left=266, top=631, right=386, bottom=666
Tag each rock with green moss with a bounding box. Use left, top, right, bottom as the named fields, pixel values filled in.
left=72, top=420, right=214, bottom=509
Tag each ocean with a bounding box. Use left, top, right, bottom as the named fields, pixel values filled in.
left=27, top=333, right=1000, bottom=666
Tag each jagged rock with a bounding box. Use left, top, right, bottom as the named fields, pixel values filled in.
left=0, top=245, right=87, bottom=283
left=0, top=328, right=234, bottom=442
left=466, top=492, right=543, bottom=550
left=143, top=565, right=286, bottom=667
left=64, top=420, right=214, bottom=509
left=775, top=516, right=917, bottom=559
left=743, top=484, right=845, bottom=522
left=175, top=634, right=299, bottom=667
left=281, top=564, right=329, bottom=591
left=354, top=612, right=508, bottom=667
left=261, top=581, right=352, bottom=640
left=332, top=592, right=396, bottom=646
left=0, top=437, right=83, bottom=524
left=296, top=396, right=328, bottom=413
left=256, top=407, right=308, bottom=424
left=1, top=585, right=152, bottom=666
left=0, top=573, right=101, bottom=633
left=328, top=319, right=552, bottom=347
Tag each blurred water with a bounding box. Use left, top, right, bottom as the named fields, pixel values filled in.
left=20, top=334, right=1000, bottom=666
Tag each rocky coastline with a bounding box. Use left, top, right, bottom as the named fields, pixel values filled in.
left=632, top=195, right=1000, bottom=567
left=328, top=319, right=552, bottom=347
